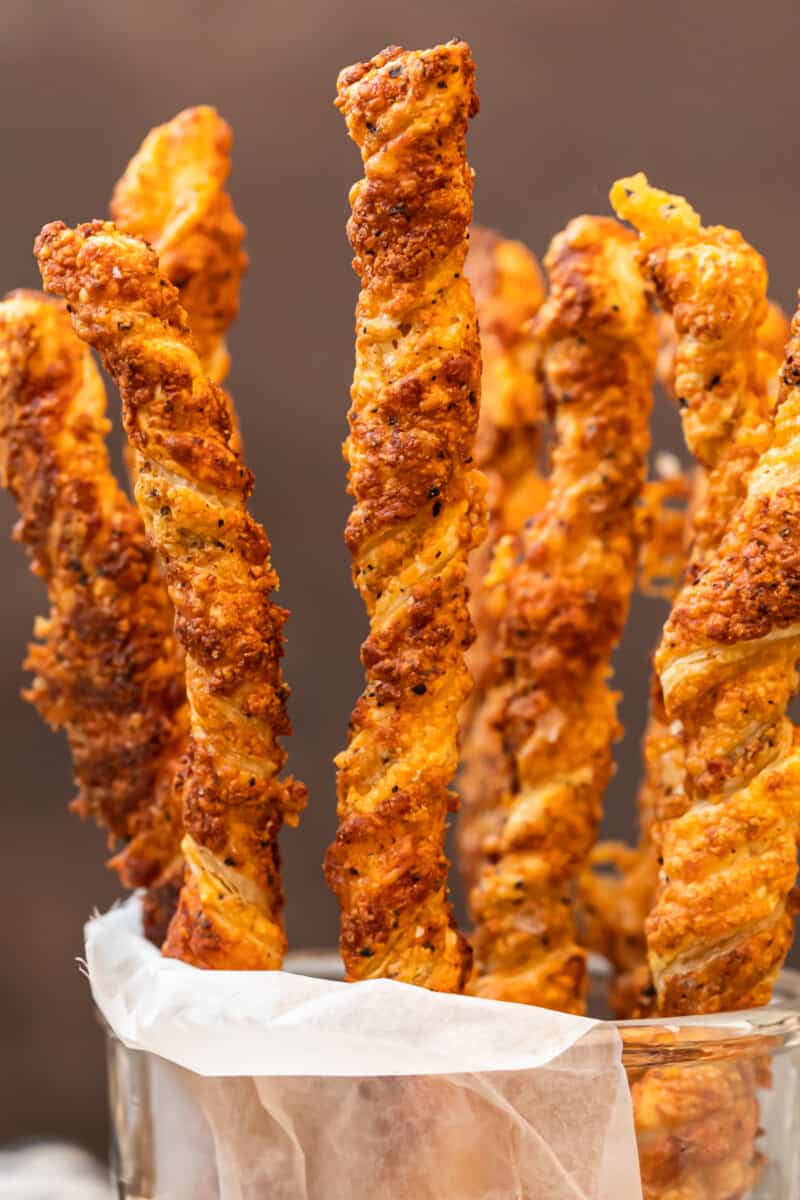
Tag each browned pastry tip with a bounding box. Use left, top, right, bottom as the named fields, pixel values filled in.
left=36, top=219, right=306, bottom=970
left=468, top=215, right=656, bottom=1013
left=458, top=226, right=547, bottom=893
left=326, top=41, right=484, bottom=992
left=612, top=174, right=770, bottom=577
left=111, top=104, right=247, bottom=387
left=0, top=289, right=186, bottom=901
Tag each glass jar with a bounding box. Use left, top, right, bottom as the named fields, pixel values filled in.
left=106, top=955, right=800, bottom=1199
left=615, top=970, right=800, bottom=1199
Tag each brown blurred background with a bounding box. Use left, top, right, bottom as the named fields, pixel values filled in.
left=1, top=0, right=799, bottom=1159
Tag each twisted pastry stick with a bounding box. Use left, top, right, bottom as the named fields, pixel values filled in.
left=581, top=447, right=692, bottom=1016
left=36, top=220, right=306, bottom=970
left=111, top=105, right=250, bottom=895
left=610, top=175, right=797, bottom=1013
left=111, top=105, right=247, bottom=388
left=643, top=305, right=800, bottom=1012
left=0, top=292, right=187, bottom=901
left=461, top=256, right=684, bottom=971
left=621, top=315, right=788, bottom=1019
left=588, top=296, right=789, bottom=1017
left=325, top=41, right=485, bottom=992
left=468, top=216, right=656, bottom=1012
left=458, top=226, right=547, bottom=893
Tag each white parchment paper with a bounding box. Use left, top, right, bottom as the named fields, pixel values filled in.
left=87, top=898, right=643, bottom=1199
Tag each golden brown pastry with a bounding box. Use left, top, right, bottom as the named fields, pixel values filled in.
left=458, top=226, right=547, bottom=893
left=36, top=220, right=306, bottom=970
left=657, top=299, right=786, bottom=404
left=468, top=215, right=656, bottom=1012
left=0, top=291, right=187, bottom=909
left=325, top=41, right=485, bottom=992
left=611, top=174, right=798, bottom=1013
left=111, top=105, right=247, bottom=388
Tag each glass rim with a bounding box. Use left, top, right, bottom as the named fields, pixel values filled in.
left=284, top=949, right=800, bottom=1068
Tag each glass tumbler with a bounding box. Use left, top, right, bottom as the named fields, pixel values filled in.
left=106, top=956, right=800, bottom=1199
